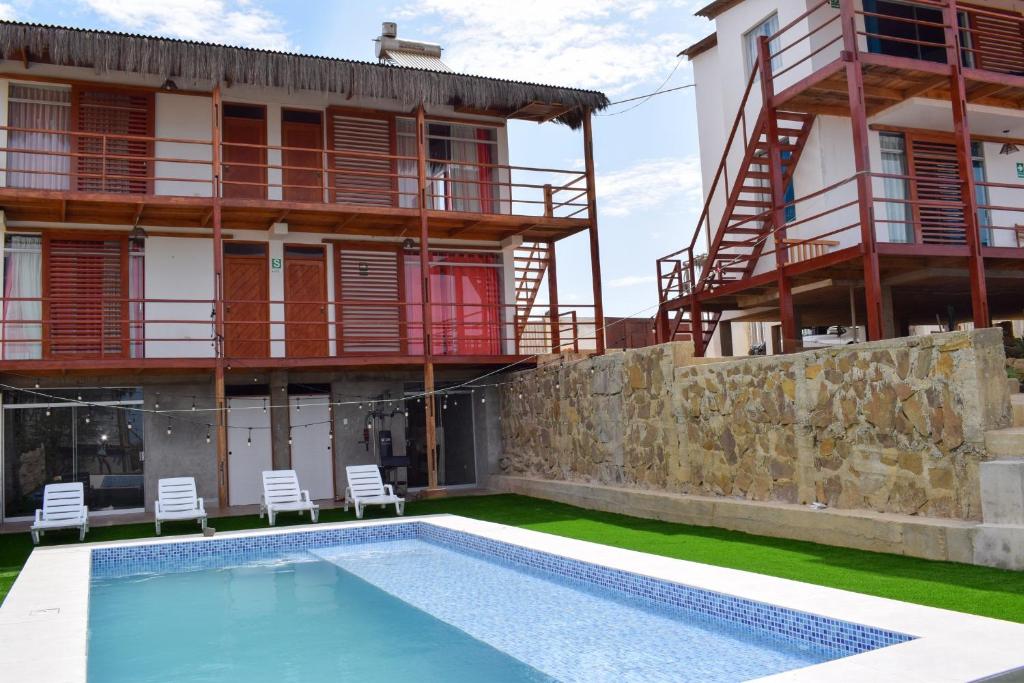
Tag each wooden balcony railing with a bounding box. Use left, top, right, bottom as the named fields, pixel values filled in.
left=0, top=125, right=590, bottom=220
left=0, top=296, right=597, bottom=363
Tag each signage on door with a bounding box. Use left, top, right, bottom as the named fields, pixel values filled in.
left=1017, top=162, right=1024, bottom=179
left=271, top=257, right=282, bottom=272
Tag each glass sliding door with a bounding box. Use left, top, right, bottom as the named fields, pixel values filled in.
left=3, top=388, right=144, bottom=519
left=879, top=133, right=913, bottom=243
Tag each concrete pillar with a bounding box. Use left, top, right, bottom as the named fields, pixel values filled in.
left=270, top=371, right=290, bottom=470
left=974, top=459, right=1024, bottom=570
left=881, top=285, right=896, bottom=339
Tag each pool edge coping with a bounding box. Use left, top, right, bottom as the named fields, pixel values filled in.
left=2, top=514, right=1023, bottom=683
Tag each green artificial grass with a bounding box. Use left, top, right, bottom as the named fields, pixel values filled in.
left=2, top=493, right=1024, bottom=623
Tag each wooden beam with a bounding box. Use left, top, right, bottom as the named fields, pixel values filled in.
left=581, top=109, right=606, bottom=355
left=447, top=219, right=484, bottom=238
left=415, top=103, right=441, bottom=496
left=211, top=81, right=229, bottom=510
left=331, top=214, right=359, bottom=232
left=943, top=2, right=989, bottom=330
left=132, top=202, right=145, bottom=227
left=841, top=0, right=884, bottom=341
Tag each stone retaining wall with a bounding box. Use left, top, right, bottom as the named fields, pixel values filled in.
left=499, top=329, right=1010, bottom=521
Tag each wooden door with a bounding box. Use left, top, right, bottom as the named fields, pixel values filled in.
left=282, top=110, right=324, bottom=203
left=73, top=87, right=153, bottom=195
left=224, top=243, right=269, bottom=359
left=222, top=104, right=266, bottom=199
left=327, top=110, right=396, bottom=206
left=907, top=134, right=966, bottom=245
left=284, top=245, right=328, bottom=358
left=336, top=244, right=404, bottom=354
left=43, top=235, right=128, bottom=359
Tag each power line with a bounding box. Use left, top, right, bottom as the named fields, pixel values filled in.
left=598, top=57, right=693, bottom=117
left=604, top=83, right=695, bottom=108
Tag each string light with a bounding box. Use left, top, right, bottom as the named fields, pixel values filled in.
left=247, top=428, right=252, bottom=447
left=191, top=396, right=196, bottom=411
left=262, top=398, right=267, bottom=413
left=206, top=426, right=211, bottom=444
left=166, top=419, right=173, bottom=436
left=296, top=398, right=302, bottom=412
left=127, top=418, right=133, bottom=430
left=154, top=393, right=160, bottom=410
left=34, top=381, right=39, bottom=389
left=288, top=428, right=293, bottom=446
left=84, top=408, right=92, bottom=424
left=100, top=433, right=108, bottom=441
left=45, top=407, right=51, bottom=417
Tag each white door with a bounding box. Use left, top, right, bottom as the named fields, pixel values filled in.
left=227, top=396, right=272, bottom=506
left=289, top=395, right=335, bottom=501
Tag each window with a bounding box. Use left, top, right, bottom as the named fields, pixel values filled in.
left=743, top=13, right=781, bottom=75
left=3, top=387, right=144, bottom=519
left=6, top=84, right=71, bottom=190
left=972, top=141, right=991, bottom=247
left=404, top=251, right=503, bottom=356
left=863, top=1, right=971, bottom=65
left=396, top=119, right=500, bottom=213
left=880, top=133, right=913, bottom=243
left=2, top=234, right=42, bottom=359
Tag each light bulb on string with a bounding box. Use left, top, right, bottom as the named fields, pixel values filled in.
left=166, top=419, right=173, bottom=436
left=205, top=426, right=211, bottom=444
left=247, top=428, right=252, bottom=447
left=34, top=381, right=39, bottom=389
left=85, top=408, right=92, bottom=424
left=100, top=433, right=108, bottom=442
left=154, top=392, right=160, bottom=410
left=127, top=417, right=133, bottom=430
left=288, top=429, right=293, bottom=446
left=191, top=396, right=196, bottom=411
left=296, top=398, right=301, bottom=412
left=262, top=398, right=267, bottom=413
left=45, top=407, right=51, bottom=417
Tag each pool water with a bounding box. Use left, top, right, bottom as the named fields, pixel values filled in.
left=89, top=537, right=834, bottom=682
left=88, top=551, right=550, bottom=682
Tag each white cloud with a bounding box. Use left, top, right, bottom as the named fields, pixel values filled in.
left=397, top=0, right=696, bottom=94
left=78, top=0, right=292, bottom=51
left=597, top=155, right=703, bottom=217
left=607, top=274, right=655, bottom=288
left=0, top=4, right=15, bottom=20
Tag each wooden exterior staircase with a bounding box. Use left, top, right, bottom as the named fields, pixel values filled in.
left=657, top=54, right=816, bottom=354
left=513, top=241, right=550, bottom=343
left=698, top=111, right=816, bottom=293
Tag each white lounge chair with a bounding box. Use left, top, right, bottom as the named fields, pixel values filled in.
left=344, top=465, right=405, bottom=519
left=30, top=482, right=89, bottom=544
left=155, top=477, right=207, bottom=535
left=259, top=469, right=319, bottom=526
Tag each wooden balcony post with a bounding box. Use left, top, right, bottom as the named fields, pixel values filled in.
left=944, top=2, right=990, bottom=330
left=840, top=0, right=884, bottom=341
left=543, top=183, right=554, bottom=218
left=416, top=103, right=441, bottom=495
left=211, top=81, right=229, bottom=508
left=546, top=240, right=560, bottom=352
left=690, top=298, right=705, bottom=357
left=757, top=36, right=799, bottom=353
left=581, top=109, right=606, bottom=355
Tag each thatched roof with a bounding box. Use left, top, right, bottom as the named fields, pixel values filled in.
left=0, top=21, right=608, bottom=128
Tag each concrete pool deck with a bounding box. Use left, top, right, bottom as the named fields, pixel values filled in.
left=2, top=514, right=1023, bottom=682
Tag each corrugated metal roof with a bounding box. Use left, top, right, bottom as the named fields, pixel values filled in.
left=383, top=50, right=452, bottom=72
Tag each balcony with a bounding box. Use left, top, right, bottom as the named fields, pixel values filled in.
left=0, top=294, right=598, bottom=371
left=0, top=124, right=591, bottom=243
left=764, top=1, right=1024, bottom=118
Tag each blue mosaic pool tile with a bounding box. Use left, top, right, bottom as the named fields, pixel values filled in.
left=90, top=521, right=913, bottom=658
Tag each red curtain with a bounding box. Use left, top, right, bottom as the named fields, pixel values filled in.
left=404, top=252, right=502, bottom=355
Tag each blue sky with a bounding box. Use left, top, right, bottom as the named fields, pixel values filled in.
left=2, top=0, right=714, bottom=317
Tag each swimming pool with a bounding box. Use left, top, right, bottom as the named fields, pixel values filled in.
left=5, top=516, right=1024, bottom=681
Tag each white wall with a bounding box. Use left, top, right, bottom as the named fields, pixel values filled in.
left=154, top=93, right=212, bottom=197
left=144, top=236, right=216, bottom=358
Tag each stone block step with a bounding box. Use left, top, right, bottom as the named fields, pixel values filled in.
left=1009, top=378, right=1021, bottom=395
left=1014, top=394, right=1024, bottom=428
left=986, top=427, right=1024, bottom=458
